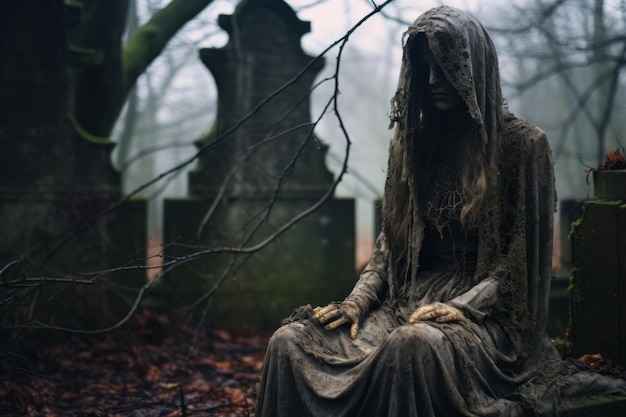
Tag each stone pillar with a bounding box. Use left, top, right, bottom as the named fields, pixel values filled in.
left=163, top=0, right=355, bottom=329
left=546, top=199, right=585, bottom=338
left=570, top=170, right=626, bottom=362
left=0, top=2, right=146, bottom=329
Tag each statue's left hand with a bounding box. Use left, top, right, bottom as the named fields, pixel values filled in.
left=409, top=302, right=465, bottom=323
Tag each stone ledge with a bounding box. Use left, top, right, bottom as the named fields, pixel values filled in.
left=563, top=395, right=626, bottom=416
left=593, top=169, right=626, bottom=200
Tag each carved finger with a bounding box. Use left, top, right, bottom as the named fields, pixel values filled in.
left=314, top=305, right=341, bottom=322
left=409, top=305, right=437, bottom=323
left=324, top=316, right=349, bottom=331
left=349, top=320, right=360, bottom=340
left=423, top=310, right=442, bottom=320
left=435, top=312, right=461, bottom=323
left=313, top=304, right=335, bottom=319
left=408, top=312, right=420, bottom=323
left=317, top=308, right=343, bottom=325
left=409, top=308, right=427, bottom=323
left=436, top=309, right=465, bottom=323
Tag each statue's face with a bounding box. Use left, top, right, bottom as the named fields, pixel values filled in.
left=413, top=38, right=464, bottom=111
left=428, top=60, right=463, bottom=110
left=426, top=58, right=463, bottom=111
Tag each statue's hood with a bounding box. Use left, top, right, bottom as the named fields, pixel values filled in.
left=393, top=6, right=504, bottom=153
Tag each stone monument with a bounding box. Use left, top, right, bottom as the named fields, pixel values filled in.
left=162, top=0, right=355, bottom=329
left=570, top=170, right=626, bottom=363
left=0, top=2, right=146, bottom=329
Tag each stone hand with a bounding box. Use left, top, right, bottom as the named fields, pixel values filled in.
left=313, top=301, right=361, bottom=340
left=409, top=302, right=465, bottom=324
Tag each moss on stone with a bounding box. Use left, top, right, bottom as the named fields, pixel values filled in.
left=567, top=395, right=626, bottom=416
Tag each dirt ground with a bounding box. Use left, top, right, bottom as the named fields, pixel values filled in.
left=2, top=309, right=623, bottom=416
left=0, top=310, right=270, bottom=416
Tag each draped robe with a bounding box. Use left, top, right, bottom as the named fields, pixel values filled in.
left=255, top=6, right=626, bottom=416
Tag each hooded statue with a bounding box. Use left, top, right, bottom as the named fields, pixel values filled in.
left=255, top=6, right=626, bottom=417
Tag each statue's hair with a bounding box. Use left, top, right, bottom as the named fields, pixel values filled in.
left=458, top=133, right=487, bottom=227
left=382, top=119, right=486, bottom=272
left=382, top=28, right=496, bottom=279
left=407, top=34, right=487, bottom=229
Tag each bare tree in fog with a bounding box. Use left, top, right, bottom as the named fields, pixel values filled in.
left=0, top=0, right=394, bottom=337
left=487, top=0, right=626, bottom=196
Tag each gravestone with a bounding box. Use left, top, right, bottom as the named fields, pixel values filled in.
left=0, top=2, right=146, bottom=329
left=162, top=0, right=355, bottom=329
left=547, top=199, right=585, bottom=338
left=570, top=170, right=626, bottom=363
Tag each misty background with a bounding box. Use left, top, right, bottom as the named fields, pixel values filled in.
left=111, top=0, right=626, bottom=265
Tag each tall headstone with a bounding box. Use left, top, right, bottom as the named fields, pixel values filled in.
left=570, top=170, right=626, bottom=362
left=546, top=199, right=585, bottom=338
left=0, top=3, right=146, bottom=329
left=163, top=0, right=355, bottom=329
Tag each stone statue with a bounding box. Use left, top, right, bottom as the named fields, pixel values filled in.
left=255, top=6, right=626, bottom=416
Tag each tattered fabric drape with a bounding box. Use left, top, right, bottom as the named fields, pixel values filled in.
left=255, top=6, right=626, bottom=417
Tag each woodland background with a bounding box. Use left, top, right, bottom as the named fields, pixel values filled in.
left=2, top=0, right=626, bottom=415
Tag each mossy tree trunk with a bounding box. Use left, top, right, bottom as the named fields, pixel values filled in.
left=71, top=0, right=215, bottom=140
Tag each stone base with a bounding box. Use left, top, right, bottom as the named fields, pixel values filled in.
left=160, top=196, right=355, bottom=329
left=570, top=199, right=626, bottom=363
left=564, top=395, right=626, bottom=416
left=0, top=195, right=147, bottom=329
left=548, top=273, right=570, bottom=338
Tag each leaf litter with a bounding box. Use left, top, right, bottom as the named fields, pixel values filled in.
left=0, top=310, right=270, bottom=416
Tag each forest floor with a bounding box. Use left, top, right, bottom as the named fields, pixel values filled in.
left=2, top=309, right=624, bottom=416
left=0, top=310, right=270, bottom=416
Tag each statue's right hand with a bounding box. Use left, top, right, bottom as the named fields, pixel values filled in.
left=313, top=301, right=361, bottom=340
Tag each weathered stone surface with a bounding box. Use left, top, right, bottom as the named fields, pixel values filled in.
left=546, top=199, right=585, bottom=339
left=190, top=0, right=331, bottom=197
left=594, top=170, right=626, bottom=200
left=0, top=2, right=146, bottom=328
left=0, top=2, right=120, bottom=198
left=564, top=396, right=626, bottom=417
left=162, top=0, right=356, bottom=329
left=570, top=200, right=625, bottom=362
left=161, top=197, right=355, bottom=328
